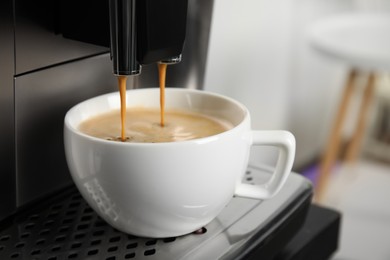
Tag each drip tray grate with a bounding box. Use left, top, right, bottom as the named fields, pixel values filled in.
left=0, top=165, right=312, bottom=260
left=0, top=191, right=196, bottom=260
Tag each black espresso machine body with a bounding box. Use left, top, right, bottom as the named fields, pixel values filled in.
left=0, top=0, right=214, bottom=222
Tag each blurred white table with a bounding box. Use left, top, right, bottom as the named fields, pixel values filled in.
left=308, top=12, right=390, bottom=201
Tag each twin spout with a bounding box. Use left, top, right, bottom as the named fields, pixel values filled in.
left=109, top=0, right=188, bottom=76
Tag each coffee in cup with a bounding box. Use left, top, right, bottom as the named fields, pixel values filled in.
left=78, top=107, right=232, bottom=143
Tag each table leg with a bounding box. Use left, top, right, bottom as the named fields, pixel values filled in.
left=345, top=72, right=376, bottom=163
left=315, top=69, right=358, bottom=202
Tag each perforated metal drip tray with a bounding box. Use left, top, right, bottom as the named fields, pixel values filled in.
left=0, top=165, right=312, bottom=260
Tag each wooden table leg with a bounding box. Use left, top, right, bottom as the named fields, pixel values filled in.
left=315, top=69, right=358, bottom=202
left=345, top=72, right=376, bottom=163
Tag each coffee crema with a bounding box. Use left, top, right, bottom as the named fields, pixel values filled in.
left=78, top=107, right=233, bottom=143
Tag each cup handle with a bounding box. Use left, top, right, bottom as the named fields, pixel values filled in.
left=235, top=130, right=296, bottom=199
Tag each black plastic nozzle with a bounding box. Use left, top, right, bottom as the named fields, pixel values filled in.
left=109, top=0, right=188, bottom=76
left=109, top=0, right=141, bottom=76
left=136, top=0, right=188, bottom=65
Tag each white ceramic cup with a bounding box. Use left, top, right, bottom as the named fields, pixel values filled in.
left=64, top=88, right=295, bottom=238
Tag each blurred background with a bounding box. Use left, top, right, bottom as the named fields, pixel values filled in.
left=204, top=0, right=390, bottom=259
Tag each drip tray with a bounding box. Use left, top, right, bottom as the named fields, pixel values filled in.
left=0, top=165, right=312, bottom=260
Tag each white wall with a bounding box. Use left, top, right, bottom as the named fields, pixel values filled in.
left=204, top=0, right=295, bottom=167
left=287, top=0, right=355, bottom=167
left=204, top=0, right=390, bottom=169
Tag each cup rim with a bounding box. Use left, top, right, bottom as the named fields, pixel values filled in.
left=64, top=88, right=249, bottom=146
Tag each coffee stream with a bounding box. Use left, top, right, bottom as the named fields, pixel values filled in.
left=118, top=75, right=128, bottom=142
left=82, top=66, right=231, bottom=143
left=118, top=62, right=168, bottom=141
left=158, top=63, right=168, bottom=127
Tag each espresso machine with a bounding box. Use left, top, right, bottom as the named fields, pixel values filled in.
left=0, top=0, right=340, bottom=259
left=0, top=0, right=210, bottom=222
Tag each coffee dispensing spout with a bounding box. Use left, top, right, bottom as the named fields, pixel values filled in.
left=109, top=0, right=140, bottom=76
left=160, top=55, right=182, bottom=65
left=109, top=0, right=188, bottom=76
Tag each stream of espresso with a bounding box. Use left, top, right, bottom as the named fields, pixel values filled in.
left=158, top=63, right=168, bottom=127
left=118, top=75, right=128, bottom=141
left=117, top=63, right=168, bottom=141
